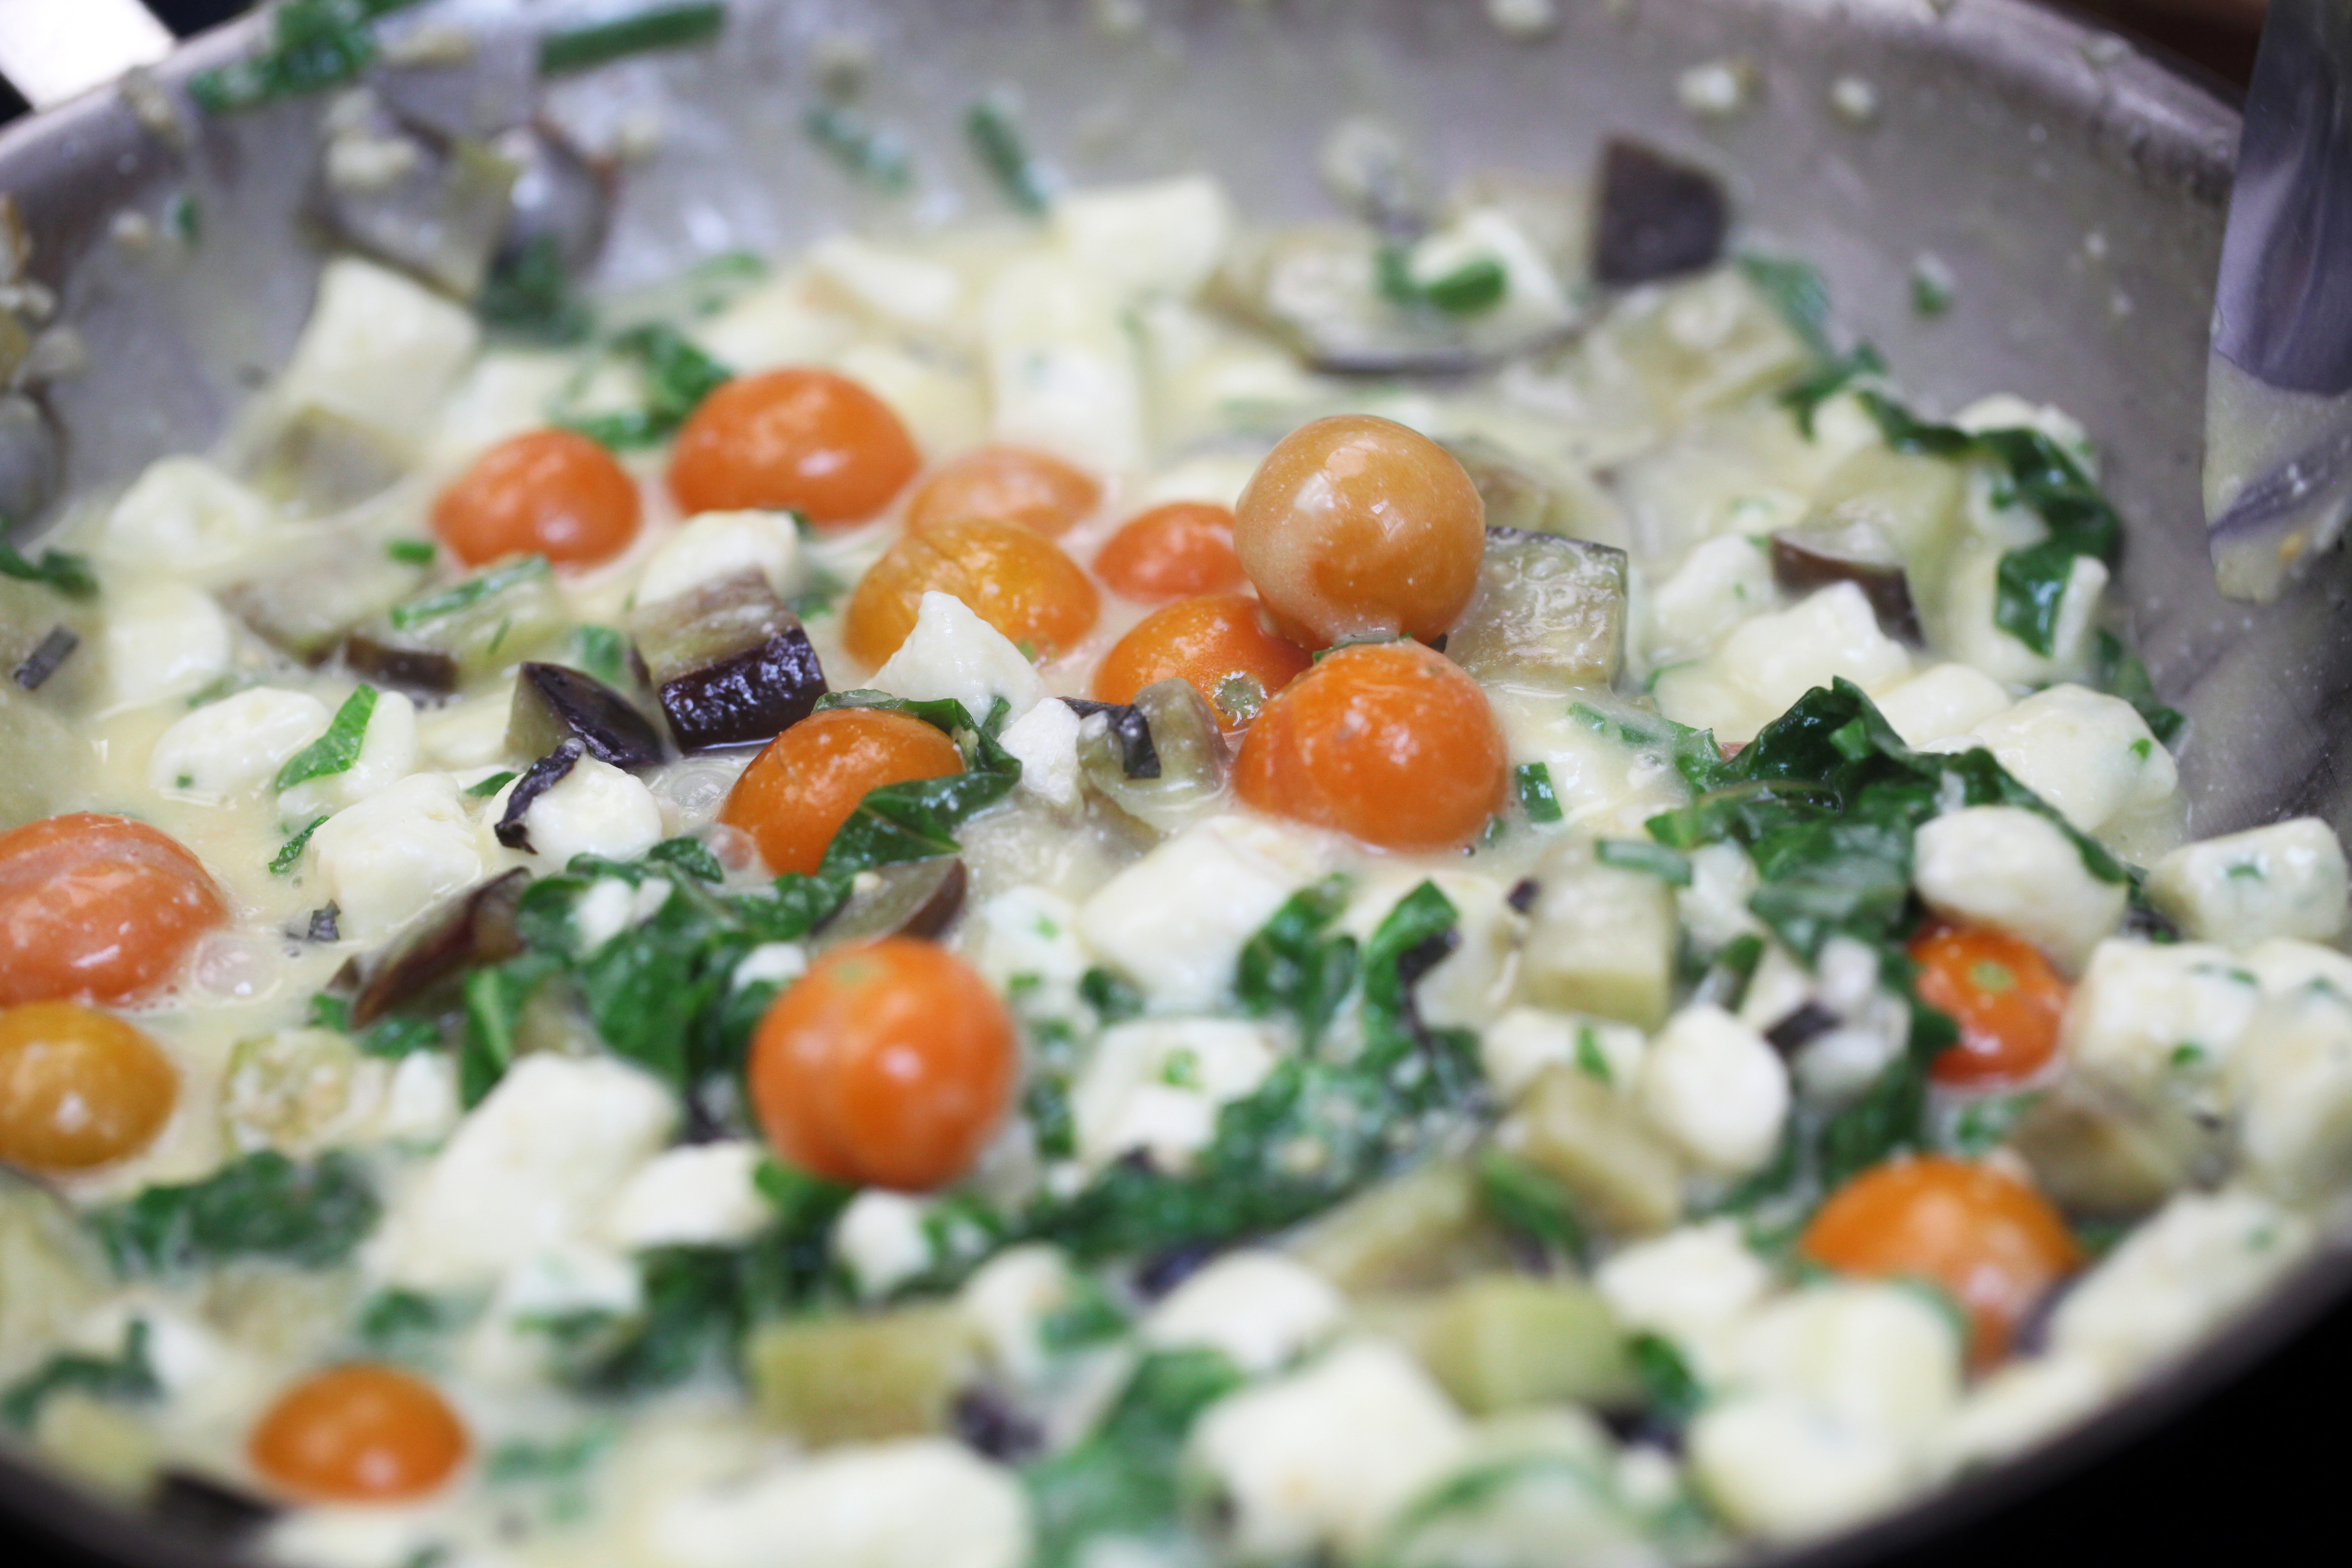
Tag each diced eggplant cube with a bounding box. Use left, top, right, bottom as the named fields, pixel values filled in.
left=347, top=868, right=529, bottom=1026
left=1447, top=527, right=1629, bottom=689
left=1059, top=698, right=1158, bottom=778
left=632, top=572, right=829, bottom=752
left=818, top=859, right=969, bottom=948
left=345, top=634, right=461, bottom=694
left=1769, top=521, right=1921, bottom=641
left=509, top=661, right=665, bottom=771
left=351, top=557, right=568, bottom=687
left=224, top=550, right=422, bottom=665
left=1592, top=138, right=1728, bottom=286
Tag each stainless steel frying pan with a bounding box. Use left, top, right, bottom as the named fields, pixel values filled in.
left=0, top=2, right=2343, bottom=1564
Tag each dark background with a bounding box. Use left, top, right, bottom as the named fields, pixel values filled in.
left=0, top=1, right=2338, bottom=1566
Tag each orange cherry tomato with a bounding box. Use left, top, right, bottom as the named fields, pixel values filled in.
left=1801, top=1155, right=2082, bottom=1365
left=905, top=446, right=1101, bottom=537
left=1092, top=594, right=1312, bottom=729
left=1234, top=640, right=1507, bottom=852
left=431, top=430, right=642, bottom=569
left=719, top=708, right=966, bottom=877
left=668, top=369, right=919, bottom=526
left=249, top=1364, right=468, bottom=1504
left=0, top=814, right=225, bottom=1008
left=1233, top=415, right=1486, bottom=648
left=750, top=936, right=1017, bottom=1191
left=1910, top=923, right=2068, bottom=1087
left=0, top=1002, right=176, bottom=1172
left=1094, top=502, right=1248, bottom=601
left=843, top=516, right=1100, bottom=668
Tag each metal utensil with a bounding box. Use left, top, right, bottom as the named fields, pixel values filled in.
left=2205, top=0, right=2352, bottom=600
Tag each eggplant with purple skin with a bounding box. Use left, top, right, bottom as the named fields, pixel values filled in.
left=508, top=661, right=664, bottom=770
left=1075, top=679, right=1228, bottom=833
left=495, top=740, right=585, bottom=854
left=630, top=570, right=828, bottom=752
left=1769, top=520, right=1922, bottom=642
left=346, top=555, right=570, bottom=694
left=344, top=869, right=529, bottom=1026
left=1591, top=139, right=1727, bottom=287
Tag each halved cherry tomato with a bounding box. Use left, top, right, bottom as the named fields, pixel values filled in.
left=1801, top=1155, right=2082, bottom=1365
left=431, top=430, right=641, bottom=569
left=719, top=708, right=965, bottom=877
left=1092, top=593, right=1311, bottom=729
left=1094, top=502, right=1248, bottom=601
left=0, top=1002, right=176, bottom=1172
left=749, top=937, right=1016, bottom=1191
left=1234, top=640, right=1507, bottom=851
left=1233, top=414, right=1485, bottom=648
left=905, top=446, right=1101, bottom=537
left=1910, top=923, right=2068, bottom=1087
left=249, top=1364, right=468, bottom=1503
left=0, top=814, right=225, bottom=1008
left=668, top=369, right=918, bottom=525
left=843, top=516, right=1099, bottom=668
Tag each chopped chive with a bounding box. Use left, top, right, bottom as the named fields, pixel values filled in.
left=803, top=106, right=914, bottom=192
left=964, top=97, right=1051, bottom=215
left=389, top=557, right=550, bottom=631
left=1514, top=762, right=1563, bottom=824
left=270, top=816, right=331, bottom=875
left=1594, top=838, right=1694, bottom=886
left=386, top=539, right=436, bottom=566
left=466, top=771, right=519, bottom=799
left=538, top=2, right=725, bottom=75
left=274, top=686, right=378, bottom=792
left=1573, top=1024, right=1613, bottom=1084
left=0, top=541, right=98, bottom=599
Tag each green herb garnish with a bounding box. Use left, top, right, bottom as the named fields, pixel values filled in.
left=0, top=540, right=98, bottom=599
left=385, top=539, right=436, bottom=566
left=270, top=815, right=330, bottom=874
left=390, top=557, right=551, bottom=631
left=556, top=326, right=732, bottom=450
left=91, top=1151, right=380, bottom=1275
left=804, top=106, right=915, bottom=192
left=274, top=686, right=378, bottom=792
left=1514, top=762, right=1564, bottom=824
left=538, top=2, right=725, bottom=74
left=188, top=0, right=426, bottom=114
left=965, top=97, right=1052, bottom=214
left=1, top=1321, right=158, bottom=1430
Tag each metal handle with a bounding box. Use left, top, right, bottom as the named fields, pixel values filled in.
left=0, top=0, right=173, bottom=113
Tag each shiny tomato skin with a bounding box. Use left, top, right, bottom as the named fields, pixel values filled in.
left=432, top=430, right=642, bottom=568
left=719, top=708, right=965, bottom=877
left=843, top=516, right=1099, bottom=668
left=0, top=814, right=226, bottom=1007
left=1093, top=502, right=1247, bottom=601
left=249, top=1364, right=468, bottom=1503
left=1091, top=593, right=1311, bottom=729
left=749, top=937, right=1017, bottom=1191
left=1233, top=640, right=1507, bottom=851
left=667, top=369, right=918, bottom=525
left=905, top=446, right=1101, bottom=537
left=1801, top=1155, right=2082, bottom=1365
left=1233, top=415, right=1485, bottom=648
left=1910, top=923, right=2069, bottom=1087
left=0, top=1002, right=176, bottom=1172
